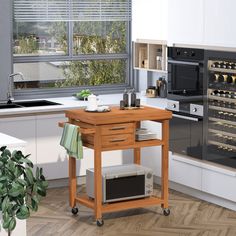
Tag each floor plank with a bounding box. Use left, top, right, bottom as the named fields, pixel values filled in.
left=27, top=185, right=236, bottom=236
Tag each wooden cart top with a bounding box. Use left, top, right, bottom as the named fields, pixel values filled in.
left=65, top=106, right=172, bottom=125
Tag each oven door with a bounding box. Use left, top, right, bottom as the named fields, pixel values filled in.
left=168, top=60, right=203, bottom=96
left=170, top=111, right=203, bottom=159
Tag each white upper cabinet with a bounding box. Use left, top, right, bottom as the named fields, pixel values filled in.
left=204, top=0, right=236, bottom=47
left=168, top=0, right=236, bottom=48
left=132, top=0, right=168, bottom=41
left=168, top=0, right=204, bottom=45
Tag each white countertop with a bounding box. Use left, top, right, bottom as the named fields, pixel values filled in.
left=0, top=132, right=26, bottom=148
left=0, top=94, right=168, bottom=116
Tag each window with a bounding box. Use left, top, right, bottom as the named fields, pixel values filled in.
left=13, top=0, right=131, bottom=95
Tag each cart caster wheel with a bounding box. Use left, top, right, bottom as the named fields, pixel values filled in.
left=71, top=207, right=78, bottom=215
left=163, top=208, right=170, bottom=216
left=96, top=219, right=104, bottom=227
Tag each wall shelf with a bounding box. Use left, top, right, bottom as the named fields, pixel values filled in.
left=133, top=39, right=167, bottom=72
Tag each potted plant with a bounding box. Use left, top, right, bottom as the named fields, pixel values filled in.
left=0, top=146, right=48, bottom=236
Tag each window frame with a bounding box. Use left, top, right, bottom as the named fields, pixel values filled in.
left=12, top=0, right=133, bottom=100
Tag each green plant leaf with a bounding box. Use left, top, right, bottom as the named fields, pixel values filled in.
left=25, top=168, right=34, bottom=185
left=2, top=148, right=11, bottom=158
left=37, top=186, right=47, bottom=197
left=16, top=178, right=28, bottom=187
left=2, top=211, right=11, bottom=230
left=0, top=160, right=3, bottom=167
left=19, top=158, right=33, bottom=168
left=9, top=182, right=24, bottom=197
left=36, top=167, right=40, bottom=180
left=31, top=198, right=38, bottom=211
left=0, top=176, right=8, bottom=182
left=16, top=205, right=30, bottom=220
left=8, top=217, right=16, bottom=231
left=2, top=196, right=10, bottom=212
left=0, top=146, right=7, bottom=152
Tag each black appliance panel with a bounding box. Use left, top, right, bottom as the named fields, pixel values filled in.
left=169, top=63, right=201, bottom=93
left=168, top=47, right=205, bottom=61
left=106, top=175, right=145, bottom=201
left=170, top=111, right=203, bottom=159
left=168, top=47, right=204, bottom=97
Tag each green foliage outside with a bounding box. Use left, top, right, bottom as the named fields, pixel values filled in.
left=55, top=21, right=127, bottom=88
left=14, top=20, right=128, bottom=88
left=0, top=146, right=48, bottom=235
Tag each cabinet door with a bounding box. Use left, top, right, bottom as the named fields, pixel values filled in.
left=204, top=0, right=236, bottom=47
left=168, top=0, right=204, bottom=45
left=169, top=154, right=202, bottom=190
left=36, top=114, right=68, bottom=180
left=0, top=116, right=36, bottom=164
left=132, top=0, right=167, bottom=40
left=202, top=168, right=236, bottom=202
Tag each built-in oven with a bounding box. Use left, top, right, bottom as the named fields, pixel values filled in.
left=168, top=47, right=205, bottom=98
left=167, top=46, right=206, bottom=160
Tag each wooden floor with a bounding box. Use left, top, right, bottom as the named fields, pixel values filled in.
left=27, top=185, right=236, bottom=236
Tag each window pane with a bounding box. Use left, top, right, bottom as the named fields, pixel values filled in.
left=13, top=59, right=127, bottom=89
left=13, top=22, right=67, bottom=56
left=73, top=21, right=127, bottom=55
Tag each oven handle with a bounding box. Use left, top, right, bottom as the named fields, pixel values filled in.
left=168, top=59, right=200, bottom=66
left=173, top=113, right=202, bottom=122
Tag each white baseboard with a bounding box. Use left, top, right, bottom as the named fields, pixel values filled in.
left=154, top=176, right=236, bottom=211
left=47, top=176, right=86, bottom=188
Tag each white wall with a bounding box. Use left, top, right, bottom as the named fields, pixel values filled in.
left=132, top=0, right=168, bottom=41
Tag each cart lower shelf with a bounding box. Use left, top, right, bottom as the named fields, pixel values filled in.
left=76, top=195, right=165, bottom=213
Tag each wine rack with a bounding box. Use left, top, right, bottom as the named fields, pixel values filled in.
left=207, top=60, right=236, bottom=167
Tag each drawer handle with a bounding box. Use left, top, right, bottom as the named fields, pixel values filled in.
left=110, top=138, right=126, bottom=143
left=110, top=126, right=126, bottom=131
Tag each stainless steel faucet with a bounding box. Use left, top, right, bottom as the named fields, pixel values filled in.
left=7, top=72, right=25, bottom=103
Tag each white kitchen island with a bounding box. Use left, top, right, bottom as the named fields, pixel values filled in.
left=0, top=132, right=27, bottom=236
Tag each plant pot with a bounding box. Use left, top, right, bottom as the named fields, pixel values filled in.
left=0, top=212, right=26, bottom=236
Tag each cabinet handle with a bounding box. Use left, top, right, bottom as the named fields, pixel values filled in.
left=110, top=138, right=126, bottom=143
left=110, top=126, right=126, bottom=130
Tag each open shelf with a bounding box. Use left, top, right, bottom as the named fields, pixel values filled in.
left=133, top=39, right=167, bottom=72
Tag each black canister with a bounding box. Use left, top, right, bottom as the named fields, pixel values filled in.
left=159, top=77, right=167, bottom=98
left=131, top=89, right=136, bottom=107
left=123, top=89, right=129, bottom=107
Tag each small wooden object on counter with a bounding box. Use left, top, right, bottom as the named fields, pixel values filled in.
left=59, top=106, right=172, bottom=226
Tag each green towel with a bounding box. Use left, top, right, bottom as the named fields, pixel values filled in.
left=60, top=123, right=83, bottom=159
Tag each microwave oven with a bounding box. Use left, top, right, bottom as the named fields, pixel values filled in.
left=86, top=164, right=153, bottom=203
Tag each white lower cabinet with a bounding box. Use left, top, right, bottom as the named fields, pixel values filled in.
left=36, top=113, right=68, bottom=179
left=0, top=116, right=36, bottom=164
left=169, top=154, right=202, bottom=190
left=202, top=168, right=236, bottom=202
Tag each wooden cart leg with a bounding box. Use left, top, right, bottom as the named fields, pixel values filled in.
left=69, top=156, right=77, bottom=208
left=134, top=148, right=141, bottom=164
left=134, top=121, right=141, bottom=165
left=161, top=120, right=169, bottom=210
left=94, top=127, right=103, bottom=224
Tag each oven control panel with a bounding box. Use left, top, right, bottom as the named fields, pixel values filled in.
left=168, top=47, right=204, bottom=61
left=167, top=100, right=179, bottom=112
left=190, top=104, right=203, bottom=117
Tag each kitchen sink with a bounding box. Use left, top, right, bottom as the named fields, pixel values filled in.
left=15, top=100, right=61, bottom=107
left=0, top=104, right=23, bottom=109
left=0, top=100, right=61, bottom=109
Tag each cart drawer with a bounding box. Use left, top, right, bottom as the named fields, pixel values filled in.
left=101, top=123, right=135, bottom=135
left=102, top=133, right=134, bottom=148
